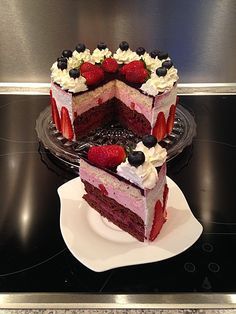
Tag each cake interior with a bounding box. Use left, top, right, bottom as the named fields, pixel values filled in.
left=73, top=98, right=151, bottom=141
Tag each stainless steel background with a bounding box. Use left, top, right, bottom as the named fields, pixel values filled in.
left=1, top=0, right=236, bottom=84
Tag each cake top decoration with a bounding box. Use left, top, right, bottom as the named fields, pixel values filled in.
left=50, top=41, right=178, bottom=95
left=85, top=135, right=167, bottom=190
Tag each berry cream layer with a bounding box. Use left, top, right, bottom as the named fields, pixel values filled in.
left=50, top=41, right=179, bottom=142
left=80, top=135, right=169, bottom=242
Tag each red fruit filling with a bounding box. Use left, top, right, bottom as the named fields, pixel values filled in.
left=61, top=106, right=74, bottom=140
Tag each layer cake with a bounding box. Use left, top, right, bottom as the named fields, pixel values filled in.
left=50, top=41, right=179, bottom=143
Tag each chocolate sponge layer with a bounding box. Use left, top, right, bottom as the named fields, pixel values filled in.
left=82, top=180, right=145, bottom=242
left=73, top=98, right=151, bottom=140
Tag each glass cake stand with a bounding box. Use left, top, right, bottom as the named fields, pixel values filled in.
left=35, top=104, right=196, bottom=170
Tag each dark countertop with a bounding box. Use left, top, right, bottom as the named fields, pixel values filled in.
left=0, top=94, right=236, bottom=310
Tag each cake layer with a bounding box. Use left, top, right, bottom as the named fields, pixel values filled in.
left=73, top=100, right=115, bottom=140
left=116, top=100, right=151, bottom=136
left=73, top=97, right=151, bottom=140
left=73, top=80, right=116, bottom=116
left=79, top=158, right=146, bottom=221
left=82, top=180, right=145, bottom=242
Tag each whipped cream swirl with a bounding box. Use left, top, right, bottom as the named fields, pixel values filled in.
left=60, top=73, right=88, bottom=93
left=141, top=68, right=178, bottom=95
left=135, top=141, right=167, bottom=167
left=50, top=67, right=67, bottom=85
left=92, top=48, right=112, bottom=63
left=113, top=48, right=140, bottom=64
left=72, top=48, right=92, bottom=64
left=117, top=160, right=158, bottom=190
left=141, top=53, right=162, bottom=71
left=117, top=140, right=167, bottom=189
left=67, top=57, right=81, bottom=69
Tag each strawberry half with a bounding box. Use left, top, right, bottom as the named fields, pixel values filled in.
left=102, top=57, right=118, bottom=73
left=60, top=106, right=74, bottom=140
left=166, top=104, right=176, bottom=135
left=98, top=184, right=108, bottom=196
left=125, top=68, right=148, bottom=83
left=163, top=184, right=169, bottom=211
left=120, top=60, right=145, bottom=75
left=82, top=66, right=104, bottom=85
left=152, top=111, right=166, bottom=141
left=149, top=200, right=166, bottom=241
left=51, top=97, right=61, bottom=131
left=88, top=144, right=126, bottom=169
left=80, top=62, right=96, bottom=74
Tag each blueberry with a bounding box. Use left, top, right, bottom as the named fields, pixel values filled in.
left=158, top=51, right=169, bottom=60
left=119, top=41, right=129, bottom=51
left=97, top=42, right=107, bottom=50
left=156, top=67, right=167, bottom=77
left=62, top=50, right=72, bottom=58
left=136, top=47, right=146, bottom=56
left=69, top=68, right=80, bottom=79
left=149, top=49, right=160, bottom=58
left=128, top=151, right=145, bottom=167
left=162, top=60, right=173, bottom=69
left=57, top=60, right=67, bottom=70
left=76, top=43, right=86, bottom=53
left=142, top=135, right=157, bottom=148
left=57, top=57, right=68, bottom=63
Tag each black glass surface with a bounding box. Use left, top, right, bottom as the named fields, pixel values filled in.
left=0, top=94, right=235, bottom=293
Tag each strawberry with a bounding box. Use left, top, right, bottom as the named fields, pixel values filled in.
left=176, top=95, right=179, bottom=105
left=88, top=144, right=126, bottom=169
left=149, top=200, right=166, bottom=241
left=102, top=57, right=119, bottom=73
left=152, top=112, right=166, bottom=141
left=80, top=62, right=96, bottom=74
left=98, top=184, right=108, bottom=196
left=120, top=60, right=145, bottom=75
left=166, top=104, right=176, bottom=135
left=49, top=88, right=53, bottom=102
left=60, top=106, right=74, bottom=140
left=95, top=66, right=105, bottom=80
left=82, top=66, right=104, bottom=85
left=126, top=68, right=148, bottom=83
left=163, top=184, right=169, bottom=211
left=51, top=97, right=61, bottom=131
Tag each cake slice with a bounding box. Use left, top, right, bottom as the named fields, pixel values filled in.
left=79, top=135, right=169, bottom=242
